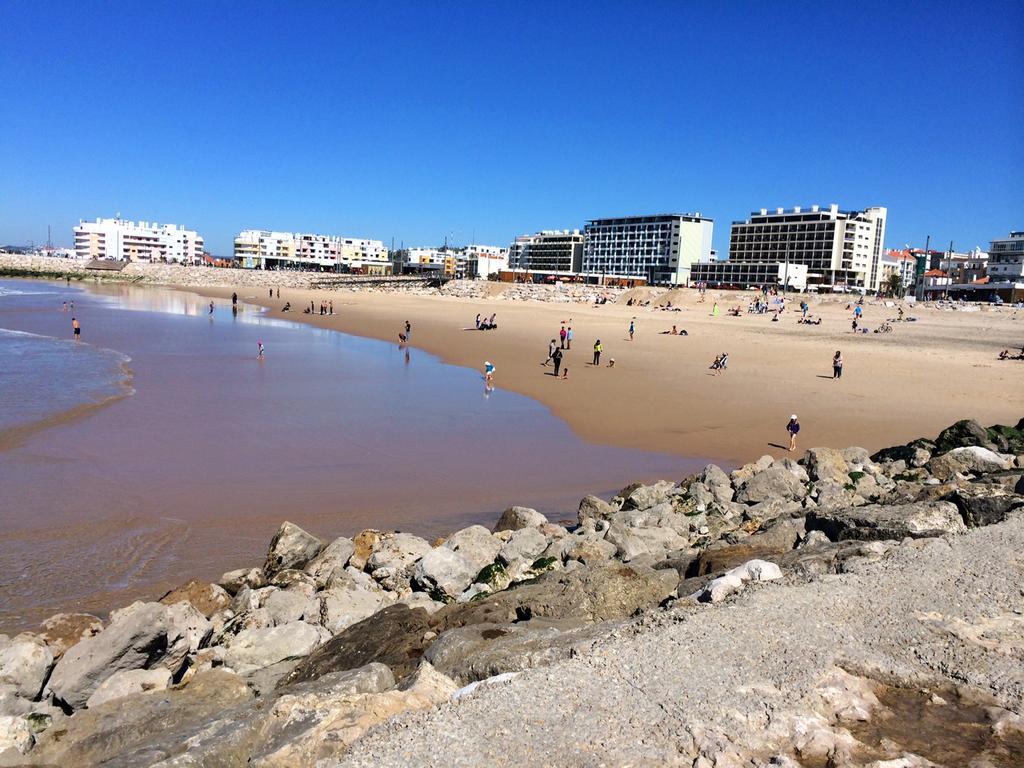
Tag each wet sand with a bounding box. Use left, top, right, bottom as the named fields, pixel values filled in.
left=197, top=283, right=1024, bottom=465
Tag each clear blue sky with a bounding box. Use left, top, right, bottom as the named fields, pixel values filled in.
left=1, top=1, right=1021, bottom=256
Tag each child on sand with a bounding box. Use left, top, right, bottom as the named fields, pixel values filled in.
left=628, top=320, right=635, bottom=341
left=833, top=351, right=843, bottom=379
left=484, top=361, right=495, bottom=384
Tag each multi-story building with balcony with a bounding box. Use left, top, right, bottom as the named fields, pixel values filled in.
left=582, top=214, right=713, bottom=285
left=73, top=218, right=205, bottom=263
left=464, top=244, right=509, bottom=279
left=234, top=230, right=389, bottom=273
left=508, top=230, right=585, bottom=273
left=691, top=204, right=887, bottom=291
left=987, top=231, right=1024, bottom=283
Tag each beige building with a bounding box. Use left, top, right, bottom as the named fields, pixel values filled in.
left=234, top=230, right=389, bottom=273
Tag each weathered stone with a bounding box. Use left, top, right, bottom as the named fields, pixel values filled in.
left=492, top=505, right=548, bottom=531
left=441, top=525, right=502, bottom=574
left=562, top=534, right=617, bottom=565
left=806, top=501, right=966, bottom=542
left=159, top=579, right=231, bottom=619
left=0, top=685, right=30, bottom=717
left=264, top=521, right=324, bottom=576
left=164, top=602, right=213, bottom=676
left=0, top=637, right=53, bottom=701
left=304, top=536, right=356, bottom=588
left=218, top=567, right=266, bottom=595
left=619, top=480, right=677, bottom=511
left=497, top=527, right=549, bottom=565
left=267, top=568, right=317, bottom=590
left=735, top=467, right=808, bottom=505
left=871, top=441, right=934, bottom=468
left=692, top=559, right=782, bottom=602
left=933, top=418, right=996, bottom=453
left=812, top=479, right=863, bottom=512
left=47, top=601, right=169, bottom=710
left=946, top=487, right=1024, bottom=528
left=348, top=529, right=384, bottom=571
left=397, top=592, right=445, bottom=614
left=317, top=579, right=392, bottom=635
left=86, top=667, right=172, bottom=709
left=224, top=622, right=322, bottom=675
left=413, top=547, right=478, bottom=600
left=687, top=517, right=805, bottom=577
left=26, top=669, right=254, bottom=767
left=261, top=587, right=315, bottom=627
left=366, top=532, right=432, bottom=573
left=37, top=613, right=103, bottom=659
left=578, top=495, right=618, bottom=524
left=0, top=714, right=33, bottom=755
left=927, top=446, right=1011, bottom=481
left=605, top=506, right=691, bottom=561
left=802, top=447, right=851, bottom=485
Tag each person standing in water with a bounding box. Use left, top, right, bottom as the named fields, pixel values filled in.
left=209, top=301, right=215, bottom=315
left=593, top=339, right=602, bottom=366
left=72, top=317, right=81, bottom=340
left=833, top=351, right=843, bottom=379
left=484, top=360, right=495, bottom=384
left=257, top=340, right=265, bottom=359
left=232, top=292, right=238, bottom=306
left=787, top=415, right=800, bottom=452
left=405, top=320, right=412, bottom=340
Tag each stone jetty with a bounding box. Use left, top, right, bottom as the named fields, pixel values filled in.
left=1, top=417, right=1023, bottom=766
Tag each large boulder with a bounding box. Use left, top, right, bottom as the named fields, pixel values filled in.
left=442, top=525, right=502, bottom=573
left=159, top=579, right=231, bottom=619
left=577, top=495, right=618, bottom=525
left=806, top=501, right=966, bottom=542
left=497, top=527, right=549, bottom=566
left=218, top=567, right=266, bottom=595
left=304, top=536, right=356, bottom=588
left=47, top=601, right=170, bottom=710
left=223, top=622, right=322, bottom=675
left=618, top=481, right=677, bottom=511
left=25, top=669, right=254, bottom=767
left=0, top=637, right=53, bottom=700
left=163, top=601, right=213, bottom=675
left=85, top=667, right=172, bottom=709
left=735, top=466, right=808, bottom=505
left=946, top=486, right=1024, bottom=528
left=692, top=559, right=783, bottom=603
left=365, top=532, right=432, bottom=573
left=492, top=506, right=548, bottom=532
left=927, top=446, right=1011, bottom=481
left=261, top=587, right=316, bottom=627
left=933, top=418, right=997, bottom=453
left=0, top=714, right=34, bottom=755
left=264, top=521, right=324, bottom=576
left=413, top=547, right=478, bottom=600
left=687, top=516, right=805, bottom=577
left=37, top=613, right=103, bottom=659
left=318, top=577, right=394, bottom=635
left=802, top=447, right=851, bottom=485
left=604, top=506, right=691, bottom=561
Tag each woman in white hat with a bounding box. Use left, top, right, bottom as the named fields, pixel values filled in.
left=786, top=415, right=800, bottom=452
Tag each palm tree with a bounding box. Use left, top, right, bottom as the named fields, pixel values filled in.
left=884, top=273, right=904, bottom=298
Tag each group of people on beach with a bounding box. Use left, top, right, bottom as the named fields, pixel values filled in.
left=474, top=313, right=497, bottom=330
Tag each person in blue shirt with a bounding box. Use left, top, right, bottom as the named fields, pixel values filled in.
left=787, top=415, right=800, bottom=452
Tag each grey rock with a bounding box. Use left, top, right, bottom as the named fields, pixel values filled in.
left=927, top=446, right=1011, bottom=481
left=807, top=501, right=966, bottom=542
left=262, top=587, right=315, bottom=626
left=86, top=667, right=172, bottom=709
left=578, top=495, right=618, bottom=524
left=304, top=536, right=356, bottom=588
left=318, top=578, right=392, bottom=635
left=0, top=685, right=30, bottom=717
left=224, top=622, right=322, bottom=675
left=619, top=480, right=677, bottom=511
left=47, top=601, right=169, bottom=710
left=366, top=532, right=432, bottom=573
left=605, top=506, right=690, bottom=561
left=159, top=580, right=232, bottom=619
left=562, top=534, right=617, bottom=565
left=0, top=715, right=33, bottom=755
left=492, top=506, right=549, bottom=532
left=164, top=602, right=212, bottom=676
left=735, top=467, right=808, bottom=505
left=946, top=486, right=1024, bottom=528
left=442, top=525, right=502, bottom=574
left=219, top=567, right=266, bottom=595
left=264, top=521, right=324, bottom=576
left=413, top=547, right=478, bottom=600
left=497, top=527, right=549, bottom=566
left=37, top=613, right=103, bottom=659
left=0, top=637, right=53, bottom=701
left=802, top=447, right=851, bottom=485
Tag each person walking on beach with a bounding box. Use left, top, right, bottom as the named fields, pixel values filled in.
left=787, top=415, right=800, bottom=452
left=232, top=292, right=238, bottom=306
left=72, top=317, right=81, bottom=340
left=628, top=320, right=635, bottom=341
left=712, top=303, right=719, bottom=317
left=559, top=325, right=567, bottom=349
left=552, top=347, right=563, bottom=378
left=269, top=288, right=273, bottom=299
left=593, top=339, right=602, bottom=366
left=833, top=350, right=843, bottom=379
left=257, top=340, right=265, bottom=360
left=566, top=326, right=573, bottom=349
left=475, top=313, right=481, bottom=329
left=405, top=320, right=412, bottom=340
left=544, top=338, right=557, bottom=366
left=484, top=360, right=495, bottom=384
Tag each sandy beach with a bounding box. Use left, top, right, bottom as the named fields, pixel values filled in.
left=196, top=280, right=1024, bottom=465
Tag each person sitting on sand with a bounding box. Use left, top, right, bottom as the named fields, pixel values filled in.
left=998, top=349, right=1010, bottom=360
left=398, top=332, right=408, bottom=344
left=710, top=353, right=725, bottom=375
left=660, top=325, right=679, bottom=335
left=560, top=366, right=568, bottom=380
left=282, top=302, right=291, bottom=312
left=607, top=358, right=615, bottom=368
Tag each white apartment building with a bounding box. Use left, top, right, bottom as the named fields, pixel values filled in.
left=582, top=214, right=713, bottom=285
left=692, top=204, right=887, bottom=291
left=987, top=231, right=1024, bottom=282
left=465, top=244, right=509, bottom=279
left=508, top=230, right=584, bottom=273
left=74, top=218, right=205, bottom=263
left=234, top=230, right=389, bottom=273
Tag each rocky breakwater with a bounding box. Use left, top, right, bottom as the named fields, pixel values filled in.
left=1, top=417, right=1023, bottom=766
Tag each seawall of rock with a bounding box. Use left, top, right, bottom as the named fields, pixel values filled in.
left=1, top=417, right=1022, bottom=765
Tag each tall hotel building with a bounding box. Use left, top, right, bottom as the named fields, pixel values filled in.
left=234, top=230, right=390, bottom=273
left=508, top=230, right=585, bottom=273
left=73, top=218, right=205, bottom=263
left=582, top=214, right=713, bottom=285
left=691, top=204, right=887, bottom=291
